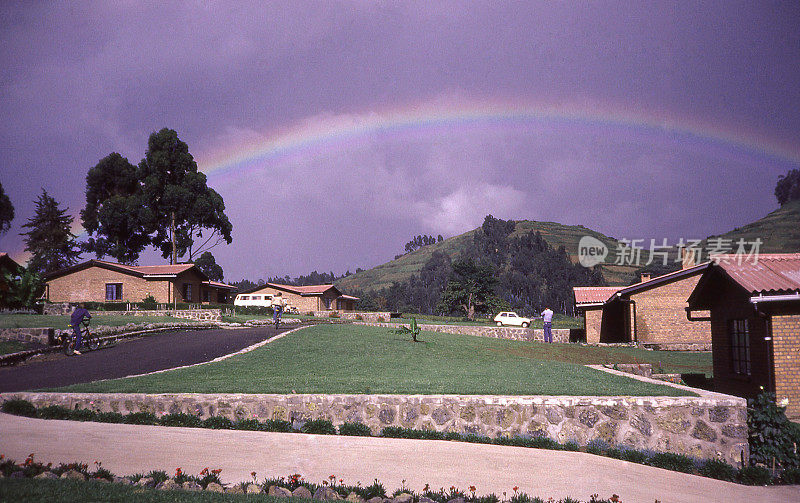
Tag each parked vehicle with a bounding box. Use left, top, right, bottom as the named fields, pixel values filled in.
left=234, top=293, right=273, bottom=307
left=494, top=311, right=531, bottom=328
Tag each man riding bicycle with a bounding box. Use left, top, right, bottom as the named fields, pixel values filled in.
left=272, top=292, right=284, bottom=328
left=69, top=303, right=91, bottom=355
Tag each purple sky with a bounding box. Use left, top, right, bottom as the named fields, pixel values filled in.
left=1, top=2, right=799, bottom=282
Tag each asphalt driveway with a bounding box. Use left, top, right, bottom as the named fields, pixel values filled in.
left=0, top=326, right=285, bottom=392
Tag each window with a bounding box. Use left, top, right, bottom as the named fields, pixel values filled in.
left=240, top=295, right=250, bottom=300
left=253, top=296, right=261, bottom=300
left=203, top=290, right=210, bottom=302
left=105, top=283, right=123, bottom=301
left=324, top=297, right=332, bottom=309
left=182, top=283, right=192, bottom=302
left=729, top=319, right=751, bottom=376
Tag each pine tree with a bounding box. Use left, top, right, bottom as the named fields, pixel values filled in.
left=21, top=189, right=81, bottom=275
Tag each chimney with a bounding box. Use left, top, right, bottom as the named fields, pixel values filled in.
left=680, top=246, right=696, bottom=269
left=640, top=272, right=651, bottom=283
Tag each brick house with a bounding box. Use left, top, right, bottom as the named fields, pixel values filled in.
left=574, top=261, right=712, bottom=349
left=241, top=283, right=358, bottom=312
left=687, top=253, right=800, bottom=419
left=43, top=259, right=236, bottom=304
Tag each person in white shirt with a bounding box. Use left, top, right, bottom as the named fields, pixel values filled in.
left=272, top=292, right=284, bottom=326
left=541, top=307, right=554, bottom=343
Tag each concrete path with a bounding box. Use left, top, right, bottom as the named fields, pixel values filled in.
left=1, top=413, right=797, bottom=503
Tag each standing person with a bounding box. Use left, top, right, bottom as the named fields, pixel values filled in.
left=69, top=303, right=91, bottom=355
left=272, top=292, right=284, bottom=327
left=541, top=306, right=553, bottom=343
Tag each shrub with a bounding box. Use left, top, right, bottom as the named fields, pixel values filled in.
left=36, top=405, right=72, bottom=420
left=460, top=433, right=492, bottom=444
left=780, top=466, right=800, bottom=485
left=92, top=462, right=114, bottom=481
left=202, top=416, right=234, bottom=429
left=160, top=413, right=202, bottom=427
left=748, top=391, right=799, bottom=470
left=95, top=411, right=125, bottom=423
left=1, top=399, right=37, bottom=417
left=263, top=419, right=295, bottom=432
left=648, top=452, right=697, bottom=473
left=233, top=418, right=265, bottom=431
left=301, top=419, right=336, bottom=435
left=619, top=449, right=650, bottom=464
left=71, top=408, right=99, bottom=422
left=585, top=439, right=610, bottom=456
left=147, top=470, right=169, bottom=485
left=562, top=441, right=580, bottom=452
left=737, top=465, right=772, bottom=485
left=360, top=479, right=387, bottom=500
left=124, top=412, right=159, bottom=425
left=141, top=294, right=157, bottom=310
left=338, top=422, right=372, bottom=436
left=699, top=458, right=737, bottom=481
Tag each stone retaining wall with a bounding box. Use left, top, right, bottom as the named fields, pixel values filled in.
left=1, top=390, right=748, bottom=465
left=0, top=327, right=53, bottom=345
left=41, top=303, right=222, bottom=322
left=310, top=312, right=392, bottom=323
left=358, top=322, right=570, bottom=343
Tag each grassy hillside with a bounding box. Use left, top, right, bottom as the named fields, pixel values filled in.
left=702, top=199, right=800, bottom=254
left=337, top=201, right=800, bottom=294
left=336, top=220, right=639, bottom=292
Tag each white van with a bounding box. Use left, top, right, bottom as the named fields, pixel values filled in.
left=234, top=293, right=274, bottom=307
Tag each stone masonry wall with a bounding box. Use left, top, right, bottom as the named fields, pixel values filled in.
left=311, top=312, right=393, bottom=323
left=772, top=314, right=800, bottom=420
left=0, top=327, right=53, bottom=345
left=1, top=390, right=748, bottom=465
left=359, top=322, right=570, bottom=343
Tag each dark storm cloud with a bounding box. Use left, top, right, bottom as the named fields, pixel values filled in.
left=1, top=1, right=798, bottom=280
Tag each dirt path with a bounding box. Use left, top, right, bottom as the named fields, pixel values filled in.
left=0, top=326, right=286, bottom=392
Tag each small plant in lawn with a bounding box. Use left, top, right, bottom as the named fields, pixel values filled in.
left=202, top=416, right=234, bottom=429
left=1, top=398, right=36, bottom=417
left=392, top=316, right=421, bottom=342
left=338, top=421, right=372, bottom=436
left=301, top=419, right=337, bottom=435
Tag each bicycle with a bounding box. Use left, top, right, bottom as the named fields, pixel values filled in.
left=59, top=320, right=99, bottom=355
left=273, top=306, right=282, bottom=329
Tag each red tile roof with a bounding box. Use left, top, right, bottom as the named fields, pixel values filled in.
left=44, top=259, right=208, bottom=281
left=204, top=280, right=237, bottom=290
left=269, top=283, right=338, bottom=295
left=713, top=253, right=800, bottom=294
left=573, top=286, right=621, bottom=305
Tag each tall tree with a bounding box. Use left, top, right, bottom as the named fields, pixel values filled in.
left=138, top=128, right=232, bottom=263
left=194, top=251, right=224, bottom=282
left=81, top=152, right=149, bottom=264
left=0, top=181, right=14, bottom=235
left=0, top=269, right=44, bottom=309
left=437, top=258, right=498, bottom=320
left=21, top=189, right=81, bottom=275
left=775, top=169, right=800, bottom=206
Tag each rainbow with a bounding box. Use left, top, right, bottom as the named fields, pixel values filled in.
left=196, top=99, right=800, bottom=177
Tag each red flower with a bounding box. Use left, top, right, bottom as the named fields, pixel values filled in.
left=201, top=467, right=209, bottom=475
left=212, top=468, right=222, bottom=475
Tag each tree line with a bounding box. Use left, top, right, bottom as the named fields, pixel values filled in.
left=352, top=215, right=606, bottom=318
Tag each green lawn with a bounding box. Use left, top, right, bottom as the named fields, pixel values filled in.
left=55, top=324, right=697, bottom=396
left=0, top=314, right=200, bottom=330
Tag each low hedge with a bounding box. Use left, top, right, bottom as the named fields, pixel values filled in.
left=2, top=398, right=794, bottom=486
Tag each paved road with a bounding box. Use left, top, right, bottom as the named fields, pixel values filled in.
left=1, top=413, right=797, bottom=503
left=0, top=326, right=285, bottom=392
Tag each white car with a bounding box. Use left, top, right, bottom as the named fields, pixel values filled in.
left=233, top=293, right=273, bottom=307
left=494, top=311, right=531, bottom=328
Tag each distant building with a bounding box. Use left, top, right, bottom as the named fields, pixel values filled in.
left=240, top=283, right=358, bottom=312
left=43, top=259, right=236, bottom=304
left=687, top=253, right=800, bottom=419
left=574, top=255, right=712, bottom=349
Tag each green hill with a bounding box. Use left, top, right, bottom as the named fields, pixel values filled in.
left=336, top=220, right=640, bottom=293
left=702, top=199, right=800, bottom=255
left=336, top=201, right=800, bottom=294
